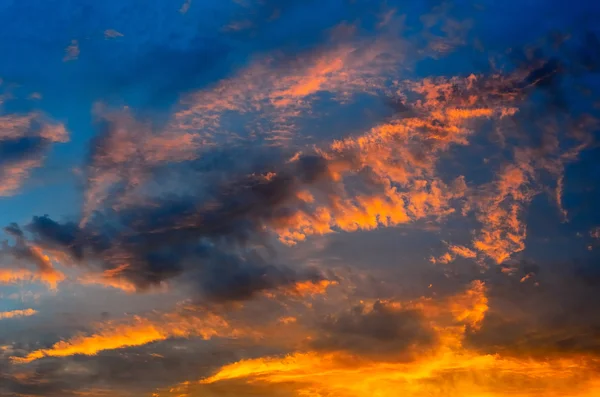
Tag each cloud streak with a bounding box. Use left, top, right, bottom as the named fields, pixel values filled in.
left=12, top=308, right=237, bottom=363
left=0, top=308, right=37, bottom=320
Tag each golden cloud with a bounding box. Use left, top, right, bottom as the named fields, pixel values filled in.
left=156, top=281, right=600, bottom=397
left=11, top=309, right=240, bottom=364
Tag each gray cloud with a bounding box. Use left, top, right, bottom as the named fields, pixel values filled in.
left=312, top=300, right=437, bottom=359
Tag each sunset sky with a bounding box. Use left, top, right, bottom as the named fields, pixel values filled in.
left=1, top=1, right=600, bottom=396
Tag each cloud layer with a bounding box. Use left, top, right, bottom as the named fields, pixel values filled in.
left=1, top=1, right=600, bottom=396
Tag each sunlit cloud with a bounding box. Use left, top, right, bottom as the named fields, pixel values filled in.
left=156, top=281, right=600, bottom=397
left=1, top=3, right=600, bottom=396
left=11, top=309, right=239, bottom=363
left=0, top=308, right=37, bottom=320
left=0, top=113, right=69, bottom=196
left=2, top=224, right=66, bottom=289
left=0, top=268, right=36, bottom=284
left=171, top=33, right=402, bottom=145
left=78, top=264, right=139, bottom=293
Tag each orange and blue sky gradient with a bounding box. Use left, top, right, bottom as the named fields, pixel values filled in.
left=1, top=1, right=600, bottom=396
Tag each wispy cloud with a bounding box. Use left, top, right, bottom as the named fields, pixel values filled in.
left=0, top=308, right=37, bottom=320
left=2, top=224, right=65, bottom=289
left=171, top=34, right=402, bottom=146
left=2, top=4, right=600, bottom=396
left=0, top=113, right=68, bottom=196
left=103, top=29, right=123, bottom=39
left=12, top=308, right=237, bottom=363
left=180, top=0, right=191, bottom=14
left=63, top=40, right=80, bottom=62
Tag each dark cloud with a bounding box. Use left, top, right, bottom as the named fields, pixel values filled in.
left=3, top=151, right=334, bottom=301
left=0, top=352, right=77, bottom=397
left=311, top=301, right=437, bottom=359
left=197, top=250, right=323, bottom=302
left=0, top=113, right=68, bottom=196
left=465, top=256, right=600, bottom=358
left=0, top=333, right=283, bottom=397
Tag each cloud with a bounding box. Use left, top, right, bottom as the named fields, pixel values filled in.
left=180, top=351, right=600, bottom=397
left=78, top=265, right=138, bottom=293
left=155, top=281, right=596, bottom=397
left=0, top=268, right=36, bottom=284
left=103, top=29, right=123, bottom=39
left=194, top=252, right=327, bottom=303
left=8, top=151, right=334, bottom=300
left=471, top=164, right=533, bottom=263
left=11, top=308, right=237, bottom=363
left=311, top=300, right=437, bottom=359
left=0, top=308, right=37, bottom=320
left=7, top=37, right=598, bottom=299
left=2, top=5, right=600, bottom=397
left=0, top=113, right=68, bottom=196
left=2, top=223, right=65, bottom=289
left=170, top=33, right=402, bottom=145
left=465, top=257, right=600, bottom=359
left=63, top=39, right=80, bottom=62
left=80, top=106, right=205, bottom=226
left=272, top=72, right=527, bottom=245
left=180, top=0, right=191, bottom=14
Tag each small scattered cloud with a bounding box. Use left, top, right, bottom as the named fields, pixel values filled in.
left=103, top=29, right=124, bottom=39
left=180, top=0, right=191, bottom=14
left=63, top=40, right=80, bottom=62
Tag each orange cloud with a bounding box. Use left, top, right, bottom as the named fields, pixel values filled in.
left=431, top=244, right=478, bottom=264
left=449, top=244, right=477, bottom=259
left=448, top=280, right=488, bottom=330
left=275, top=279, right=337, bottom=298
left=471, top=156, right=545, bottom=263
left=273, top=73, right=520, bottom=245
left=1, top=231, right=66, bottom=289
left=0, top=308, right=37, bottom=320
left=171, top=36, right=399, bottom=145
left=27, top=245, right=66, bottom=290
left=0, top=113, right=68, bottom=196
left=158, top=281, right=600, bottom=397
left=12, top=309, right=238, bottom=364
left=0, top=269, right=36, bottom=284
left=78, top=264, right=138, bottom=293
left=191, top=350, right=600, bottom=397
left=0, top=265, right=64, bottom=290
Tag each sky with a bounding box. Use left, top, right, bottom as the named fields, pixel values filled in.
left=1, top=0, right=600, bottom=396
